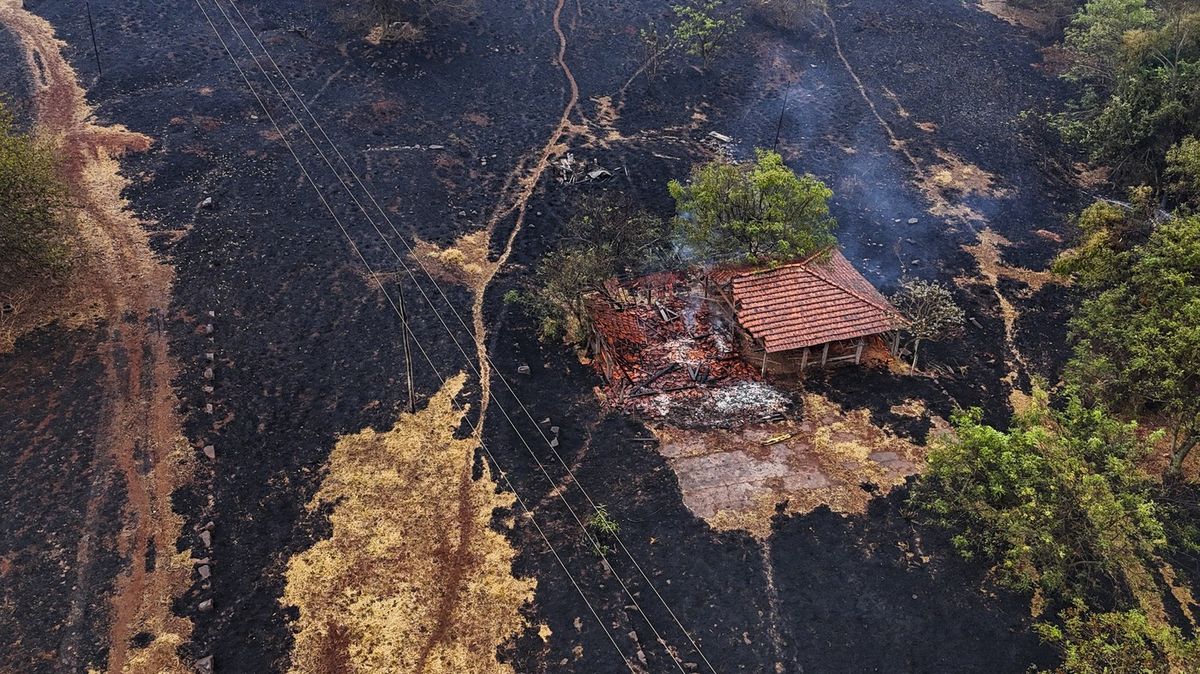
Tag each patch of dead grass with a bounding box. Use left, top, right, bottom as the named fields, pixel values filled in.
left=282, top=374, right=534, bottom=674
left=411, top=229, right=494, bottom=291
left=656, top=393, right=945, bottom=538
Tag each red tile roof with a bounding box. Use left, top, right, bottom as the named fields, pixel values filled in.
left=717, top=249, right=905, bottom=353
left=587, top=298, right=645, bottom=346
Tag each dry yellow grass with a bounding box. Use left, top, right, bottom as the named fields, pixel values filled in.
left=282, top=374, right=534, bottom=674
left=412, top=230, right=494, bottom=292
left=660, top=393, right=944, bottom=538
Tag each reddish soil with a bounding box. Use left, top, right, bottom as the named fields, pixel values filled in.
left=0, top=0, right=1109, bottom=671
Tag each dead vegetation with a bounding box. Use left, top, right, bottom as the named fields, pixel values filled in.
left=654, top=393, right=945, bottom=538
left=282, top=374, right=535, bottom=674
left=0, top=3, right=194, bottom=672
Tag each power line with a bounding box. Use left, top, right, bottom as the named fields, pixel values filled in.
left=213, top=3, right=718, bottom=671
left=191, top=3, right=636, bottom=670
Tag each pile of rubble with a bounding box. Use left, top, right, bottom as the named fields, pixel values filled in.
left=587, top=272, right=787, bottom=426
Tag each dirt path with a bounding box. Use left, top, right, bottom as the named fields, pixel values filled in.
left=472, top=0, right=580, bottom=426
left=0, top=2, right=192, bottom=671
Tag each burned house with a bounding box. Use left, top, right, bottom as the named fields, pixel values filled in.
left=706, top=248, right=906, bottom=374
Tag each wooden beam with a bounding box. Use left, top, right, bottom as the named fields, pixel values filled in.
left=854, top=339, right=864, bottom=365
left=820, top=342, right=830, bottom=366
left=800, top=347, right=809, bottom=371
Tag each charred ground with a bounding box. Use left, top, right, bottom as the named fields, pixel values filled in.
left=0, top=0, right=1093, bottom=671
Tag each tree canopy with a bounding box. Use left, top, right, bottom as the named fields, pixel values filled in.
left=1051, top=0, right=1200, bottom=189
left=1055, top=204, right=1200, bottom=476
left=889, top=278, right=965, bottom=373
left=913, top=394, right=1164, bottom=604
left=668, top=148, right=836, bottom=263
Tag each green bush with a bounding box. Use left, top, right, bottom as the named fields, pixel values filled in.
left=912, top=392, right=1164, bottom=603
left=1037, top=605, right=1200, bottom=674
left=0, top=101, right=73, bottom=288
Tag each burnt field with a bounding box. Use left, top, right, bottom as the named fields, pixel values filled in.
left=0, top=0, right=1093, bottom=671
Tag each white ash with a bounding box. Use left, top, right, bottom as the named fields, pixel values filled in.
left=708, top=382, right=790, bottom=415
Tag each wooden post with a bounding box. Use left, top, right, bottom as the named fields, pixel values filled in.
left=398, top=282, right=415, bottom=414
left=854, top=339, right=864, bottom=364
left=761, top=347, right=769, bottom=377
left=800, top=347, right=809, bottom=371
left=85, top=1, right=102, bottom=77
left=820, top=342, right=829, bottom=367
left=891, top=331, right=900, bottom=354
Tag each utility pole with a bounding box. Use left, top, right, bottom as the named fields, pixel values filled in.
left=398, top=281, right=415, bottom=414
left=772, top=85, right=791, bottom=153
left=85, top=1, right=102, bottom=77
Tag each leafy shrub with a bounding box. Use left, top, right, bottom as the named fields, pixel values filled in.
left=0, top=101, right=73, bottom=289
left=912, top=393, right=1164, bottom=604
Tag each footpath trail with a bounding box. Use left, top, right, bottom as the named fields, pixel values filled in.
left=0, top=1, right=192, bottom=671
left=472, top=0, right=580, bottom=427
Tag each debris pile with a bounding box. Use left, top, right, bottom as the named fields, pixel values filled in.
left=586, top=272, right=781, bottom=425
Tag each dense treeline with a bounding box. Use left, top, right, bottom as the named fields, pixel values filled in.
left=916, top=2, right=1200, bottom=671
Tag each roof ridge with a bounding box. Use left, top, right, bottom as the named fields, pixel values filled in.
left=800, top=251, right=901, bottom=318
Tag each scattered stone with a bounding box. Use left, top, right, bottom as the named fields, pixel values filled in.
left=907, top=217, right=919, bottom=224
left=203, top=385, right=214, bottom=394
left=194, top=655, right=213, bottom=674
left=573, top=617, right=582, bottom=631
left=202, top=445, right=215, bottom=460
left=550, top=426, right=560, bottom=435
left=199, top=530, right=212, bottom=548
left=198, top=564, right=211, bottom=580
left=540, top=418, right=551, bottom=425
left=199, top=196, right=214, bottom=209
left=207, top=310, right=215, bottom=318
left=193, top=557, right=210, bottom=565
left=204, top=521, right=215, bottom=531
left=203, top=368, right=214, bottom=380
left=516, top=364, right=531, bottom=375
left=204, top=323, right=214, bottom=334
left=707, top=131, right=733, bottom=144
left=198, top=598, right=213, bottom=612
left=205, top=352, right=214, bottom=362
left=549, top=437, right=559, bottom=448
left=205, top=403, right=213, bottom=415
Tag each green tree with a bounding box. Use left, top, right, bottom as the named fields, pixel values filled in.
left=889, top=278, right=965, bottom=373
left=1057, top=209, right=1200, bottom=477
left=912, top=393, right=1164, bottom=603
left=1037, top=605, right=1200, bottom=674
left=1061, top=0, right=1158, bottom=85
left=532, top=195, right=668, bottom=341
left=0, top=101, right=73, bottom=290
left=1051, top=2, right=1200, bottom=187
left=668, top=148, right=836, bottom=262
left=1166, top=135, right=1200, bottom=207
left=671, top=0, right=745, bottom=69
